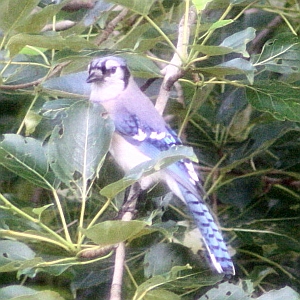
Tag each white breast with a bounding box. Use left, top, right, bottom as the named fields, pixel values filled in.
left=109, top=132, right=161, bottom=190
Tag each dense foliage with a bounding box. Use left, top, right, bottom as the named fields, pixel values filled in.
left=0, top=0, right=300, bottom=299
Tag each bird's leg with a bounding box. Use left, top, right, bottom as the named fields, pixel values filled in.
left=119, top=182, right=142, bottom=218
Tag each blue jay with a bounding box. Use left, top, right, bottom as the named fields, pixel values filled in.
left=87, top=56, right=235, bottom=275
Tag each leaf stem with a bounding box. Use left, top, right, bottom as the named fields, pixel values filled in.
left=87, top=197, right=112, bottom=230
left=16, top=93, right=39, bottom=135
left=51, top=188, right=75, bottom=249
left=237, top=248, right=299, bottom=281
left=0, top=192, right=73, bottom=251
left=0, top=230, right=70, bottom=252
left=144, top=15, right=180, bottom=59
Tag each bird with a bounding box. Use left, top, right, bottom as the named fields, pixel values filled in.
left=86, top=56, right=235, bottom=275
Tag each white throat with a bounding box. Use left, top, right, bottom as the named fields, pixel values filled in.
left=89, top=79, right=125, bottom=103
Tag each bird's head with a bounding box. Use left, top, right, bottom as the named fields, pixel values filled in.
left=87, top=56, right=130, bottom=89
left=87, top=56, right=131, bottom=102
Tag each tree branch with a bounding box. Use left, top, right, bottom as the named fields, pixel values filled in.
left=155, top=6, right=197, bottom=115
left=94, top=8, right=129, bottom=46
left=0, top=61, right=70, bottom=91
left=109, top=182, right=141, bottom=300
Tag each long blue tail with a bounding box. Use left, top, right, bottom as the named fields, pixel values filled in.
left=177, top=182, right=235, bottom=275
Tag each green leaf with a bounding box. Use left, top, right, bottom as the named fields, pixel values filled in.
left=0, top=286, right=65, bottom=300
left=42, top=72, right=90, bottom=98
left=14, top=1, right=68, bottom=34
left=192, top=0, right=213, bottom=12
left=199, top=281, right=252, bottom=300
left=0, top=0, right=39, bottom=34
left=208, top=19, right=234, bottom=31
left=47, top=101, right=114, bottom=187
left=218, top=176, right=261, bottom=209
left=109, top=0, right=156, bottom=15
left=2, top=54, right=48, bottom=85
left=230, top=0, right=249, bottom=4
left=133, top=22, right=178, bottom=53
left=134, top=265, right=192, bottom=300
left=7, top=33, right=97, bottom=57
left=220, top=27, right=256, bottom=58
left=134, top=276, right=176, bottom=300
left=257, top=286, right=300, bottom=300
left=100, top=145, right=197, bottom=198
left=200, top=58, right=256, bottom=84
left=82, top=220, right=147, bottom=245
left=254, top=33, right=300, bottom=74
left=0, top=229, right=67, bottom=251
left=0, top=134, right=55, bottom=189
left=119, top=54, right=161, bottom=78
left=0, top=240, right=45, bottom=274
left=144, top=243, right=193, bottom=278
left=143, top=289, right=181, bottom=300
left=110, top=22, right=153, bottom=51
left=226, top=121, right=291, bottom=169
left=32, top=204, right=54, bottom=220
left=0, top=240, right=35, bottom=262
left=192, top=45, right=234, bottom=56
left=246, top=81, right=300, bottom=121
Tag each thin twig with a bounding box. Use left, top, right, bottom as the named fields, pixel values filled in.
left=94, top=8, right=129, bottom=46
left=109, top=182, right=141, bottom=300
left=0, top=61, right=70, bottom=90
left=155, top=6, right=197, bottom=115
left=62, top=0, right=96, bottom=11
left=248, top=14, right=283, bottom=54
left=42, top=20, right=76, bottom=32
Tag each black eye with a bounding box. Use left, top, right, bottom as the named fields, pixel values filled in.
left=110, top=66, right=117, bottom=74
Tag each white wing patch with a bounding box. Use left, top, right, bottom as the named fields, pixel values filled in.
left=132, top=128, right=147, bottom=141
left=149, top=131, right=166, bottom=140
left=184, top=161, right=199, bottom=184
left=133, top=130, right=167, bottom=142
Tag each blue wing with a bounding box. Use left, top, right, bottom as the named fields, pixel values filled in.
left=114, top=109, right=197, bottom=186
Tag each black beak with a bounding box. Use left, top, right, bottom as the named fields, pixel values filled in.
left=87, top=72, right=97, bottom=83
left=86, top=70, right=104, bottom=83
